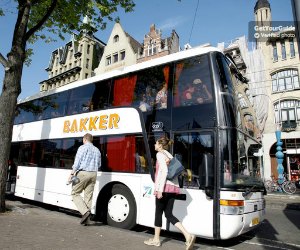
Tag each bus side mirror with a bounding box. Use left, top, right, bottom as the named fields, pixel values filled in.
left=199, top=153, right=214, bottom=199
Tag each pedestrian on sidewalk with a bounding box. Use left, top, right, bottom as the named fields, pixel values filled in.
left=68, top=133, right=101, bottom=225
left=144, top=136, right=196, bottom=250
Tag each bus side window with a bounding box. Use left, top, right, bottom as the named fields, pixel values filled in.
left=92, top=80, right=112, bottom=110
left=133, top=65, right=170, bottom=112
left=173, top=55, right=213, bottom=107
left=67, top=84, right=95, bottom=115
left=112, top=75, right=137, bottom=107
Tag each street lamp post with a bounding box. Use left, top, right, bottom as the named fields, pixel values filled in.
left=275, top=126, right=284, bottom=186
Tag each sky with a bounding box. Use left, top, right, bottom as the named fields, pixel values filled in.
left=0, top=0, right=294, bottom=100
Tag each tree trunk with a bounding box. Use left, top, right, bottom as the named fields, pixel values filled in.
left=0, top=3, right=29, bottom=212
left=0, top=66, right=22, bottom=212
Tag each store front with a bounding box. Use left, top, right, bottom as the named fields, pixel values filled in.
left=269, top=138, right=300, bottom=181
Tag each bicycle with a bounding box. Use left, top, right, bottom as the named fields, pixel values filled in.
left=264, top=174, right=296, bottom=194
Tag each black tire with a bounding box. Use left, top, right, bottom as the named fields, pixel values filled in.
left=106, top=184, right=137, bottom=229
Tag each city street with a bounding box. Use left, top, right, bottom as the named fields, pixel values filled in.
left=0, top=194, right=299, bottom=250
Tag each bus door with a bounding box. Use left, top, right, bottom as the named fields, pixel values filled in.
left=171, top=132, right=215, bottom=238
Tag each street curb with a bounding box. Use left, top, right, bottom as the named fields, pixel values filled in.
left=265, top=193, right=300, bottom=211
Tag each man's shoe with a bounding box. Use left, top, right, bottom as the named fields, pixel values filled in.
left=80, top=211, right=91, bottom=224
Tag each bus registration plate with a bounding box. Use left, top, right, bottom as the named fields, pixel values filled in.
left=252, top=217, right=259, bottom=226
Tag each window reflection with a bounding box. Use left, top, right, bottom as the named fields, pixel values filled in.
left=67, top=84, right=95, bottom=115
left=173, top=132, right=214, bottom=189
left=174, top=56, right=213, bottom=107
left=221, top=129, right=263, bottom=188
left=133, top=65, right=170, bottom=112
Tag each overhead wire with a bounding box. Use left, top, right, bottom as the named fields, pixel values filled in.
left=188, top=0, right=200, bottom=44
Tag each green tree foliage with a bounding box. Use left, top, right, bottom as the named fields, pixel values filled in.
left=0, top=0, right=135, bottom=212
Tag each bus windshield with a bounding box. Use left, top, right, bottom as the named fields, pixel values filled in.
left=221, top=128, right=264, bottom=189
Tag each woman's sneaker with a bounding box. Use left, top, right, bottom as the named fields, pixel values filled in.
left=144, top=238, right=161, bottom=247
left=185, top=234, right=196, bottom=250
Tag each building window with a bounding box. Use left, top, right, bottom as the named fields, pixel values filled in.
left=106, top=56, right=111, bottom=66
left=113, top=53, right=118, bottom=63
left=281, top=41, right=286, bottom=60
left=290, top=38, right=295, bottom=58
left=238, top=93, right=248, bottom=109
left=86, top=58, right=89, bottom=69
left=85, top=73, right=89, bottom=79
left=274, top=99, right=300, bottom=128
left=272, top=69, right=300, bottom=92
left=153, top=41, right=157, bottom=54
left=69, top=49, right=73, bottom=59
left=272, top=42, right=278, bottom=62
left=87, top=44, right=90, bottom=54
left=245, top=88, right=253, bottom=105
left=244, top=114, right=254, bottom=137
left=147, top=41, right=157, bottom=56
left=120, top=50, right=125, bottom=60
left=113, top=35, right=119, bottom=43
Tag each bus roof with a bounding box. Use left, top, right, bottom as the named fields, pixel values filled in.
left=18, top=45, right=221, bottom=104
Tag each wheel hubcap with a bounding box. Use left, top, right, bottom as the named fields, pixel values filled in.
left=108, top=194, right=130, bottom=223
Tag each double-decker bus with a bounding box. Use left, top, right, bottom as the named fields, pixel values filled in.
left=10, top=46, right=265, bottom=240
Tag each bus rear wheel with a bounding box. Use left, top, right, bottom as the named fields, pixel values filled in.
left=106, top=184, right=137, bottom=229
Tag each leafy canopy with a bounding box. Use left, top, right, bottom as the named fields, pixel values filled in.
left=0, top=0, right=134, bottom=65
left=1, top=0, right=135, bottom=43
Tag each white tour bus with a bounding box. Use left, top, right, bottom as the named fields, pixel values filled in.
left=10, top=46, right=265, bottom=240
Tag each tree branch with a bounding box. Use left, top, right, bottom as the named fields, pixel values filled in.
left=0, top=52, right=10, bottom=71
left=24, top=0, right=58, bottom=41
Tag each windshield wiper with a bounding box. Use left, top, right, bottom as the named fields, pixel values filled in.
left=242, top=185, right=257, bottom=197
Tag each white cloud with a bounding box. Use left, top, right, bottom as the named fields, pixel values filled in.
left=158, top=16, right=187, bottom=30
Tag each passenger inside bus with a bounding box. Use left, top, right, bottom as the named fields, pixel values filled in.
left=139, top=94, right=152, bottom=112
left=181, top=78, right=212, bottom=106
left=155, top=82, right=168, bottom=109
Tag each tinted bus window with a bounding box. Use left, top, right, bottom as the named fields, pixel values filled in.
left=173, top=132, right=214, bottom=188
left=99, top=134, right=149, bottom=174
left=11, top=140, right=62, bottom=167
left=133, top=65, right=170, bottom=112
left=15, top=99, right=41, bottom=124
left=92, top=80, right=113, bottom=110
left=67, top=84, right=96, bottom=115
left=61, top=138, right=82, bottom=169
left=172, top=55, right=216, bottom=130
left=40, top=91, right=69, bottom=120
left=216, top=53, right=234, bottom=94
left=221, top=129, right=263, bottom=189
left=112, top=74, right=137, bottom=107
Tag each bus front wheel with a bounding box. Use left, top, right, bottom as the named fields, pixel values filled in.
left=106, top=184, right=137, bottom=229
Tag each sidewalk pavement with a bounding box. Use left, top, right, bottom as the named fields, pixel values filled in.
left=1, top=192, right=299, bottom=250
left=0, top=198, right=192, bottom=250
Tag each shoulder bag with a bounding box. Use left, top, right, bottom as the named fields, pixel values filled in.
left=162, top=151, right=185, bottom=180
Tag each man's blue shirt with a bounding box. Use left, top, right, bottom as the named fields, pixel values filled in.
left=72, top=142, right=101, bottom=172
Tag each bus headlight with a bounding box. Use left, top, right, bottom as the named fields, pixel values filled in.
left=220, top=199, right=244, bottom=215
